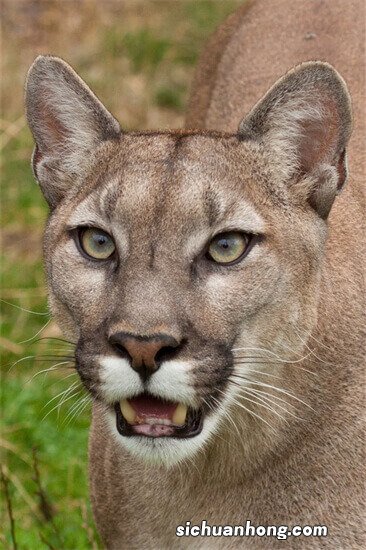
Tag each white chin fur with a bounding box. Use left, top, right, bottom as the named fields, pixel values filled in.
left=106, top=409, right=221, bottom=467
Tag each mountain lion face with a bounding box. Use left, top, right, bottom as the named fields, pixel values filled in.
left=25, top=57, right=351, bottom=465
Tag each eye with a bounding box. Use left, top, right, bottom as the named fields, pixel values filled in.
left=207, top=232, right=250, bottom=265
left=78, top=227, right=116, bottom=260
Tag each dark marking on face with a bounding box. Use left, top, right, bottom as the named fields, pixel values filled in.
left=148, top=242, right=155, bottom=269
left=202, top=185, right=222, bottom=228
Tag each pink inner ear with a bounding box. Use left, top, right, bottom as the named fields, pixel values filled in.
left=32, top=93, right=70, bottom=175
left=299, top=93, right=341, bottom=174
left=40, top=96, right=71, bottom=153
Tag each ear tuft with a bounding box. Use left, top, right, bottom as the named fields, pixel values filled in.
left=238, top=62, right=352, bottom=218
left=25, top=55, right=122, bottom=207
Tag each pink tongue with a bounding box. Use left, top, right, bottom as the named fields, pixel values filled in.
left=128, top=394, right=177, bottom=420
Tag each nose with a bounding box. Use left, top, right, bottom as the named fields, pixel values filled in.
left=108, top=332, right=182, bottom=381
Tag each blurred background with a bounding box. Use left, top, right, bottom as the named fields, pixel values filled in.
left=0, top=1, right=242, bottom=547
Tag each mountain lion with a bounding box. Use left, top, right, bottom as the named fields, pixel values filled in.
left=25, top=0, right=364, bottom=547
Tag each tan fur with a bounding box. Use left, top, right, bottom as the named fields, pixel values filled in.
left=25, top=1, right=365, bottom=548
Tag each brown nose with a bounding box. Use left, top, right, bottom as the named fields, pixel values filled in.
left=109, top=332, right=181, bottom=381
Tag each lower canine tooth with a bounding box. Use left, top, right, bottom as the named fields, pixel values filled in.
left=172, top=403, right=187, bottom=425
left=120, top=399, right=137, bottom=424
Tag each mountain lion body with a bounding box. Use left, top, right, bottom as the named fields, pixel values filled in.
left=25, top=0, right=364, bottom=548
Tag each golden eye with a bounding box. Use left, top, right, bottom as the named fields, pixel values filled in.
left=207, top=232, right=250, bottom=265
left=79, top=228, right=115, bottom=260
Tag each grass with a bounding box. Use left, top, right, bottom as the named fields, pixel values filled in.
left=1, top=1, right=243, bottom=547
left=107, top=28, right=171, bottom=72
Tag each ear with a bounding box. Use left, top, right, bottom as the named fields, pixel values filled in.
left=238, top=62, right=352, bottom=218
left=25, top=55, right=121, bottom=208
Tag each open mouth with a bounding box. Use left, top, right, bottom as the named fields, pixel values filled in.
left=115, top=393, right=203, bottom=438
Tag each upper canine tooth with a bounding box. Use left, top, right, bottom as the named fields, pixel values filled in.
left=119, top=399, right=137, bottom=424
left=172, top=403, right=187, bottom=426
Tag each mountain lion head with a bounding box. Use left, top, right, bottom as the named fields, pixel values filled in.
left=25, top=56, right=351, bottom=465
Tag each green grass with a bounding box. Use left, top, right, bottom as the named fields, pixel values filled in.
left=154, top=85, right=185, bottom=110
left=1, top=1, right=243, bottom=547
left=0, top=129, right=97, bottom=544
left=1, top=130, right=46, bottom=228
left=1, top=124, right=99, bottom=550
left=2, top=376, right=95, bottom=548
left=105, top=28, right=171, bottom=72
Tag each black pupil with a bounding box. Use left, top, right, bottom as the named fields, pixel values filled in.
left=95, top=235, right=107, bottom=246
left=219, top=238, right=230, bottom=249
